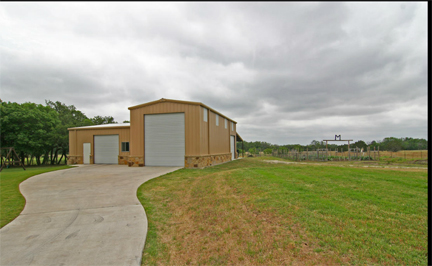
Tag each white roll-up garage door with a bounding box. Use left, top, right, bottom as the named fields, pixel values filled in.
left=94, top=135, right=119, bottom=164
left=145, top=113, right=185, bottom=167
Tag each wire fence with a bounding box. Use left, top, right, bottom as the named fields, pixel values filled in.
left=271, top=148, right=377, bottom=161
left=242, top=148, right=428, bottom=162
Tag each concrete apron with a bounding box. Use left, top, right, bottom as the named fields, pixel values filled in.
left=0, top=165, right=181, bottom=266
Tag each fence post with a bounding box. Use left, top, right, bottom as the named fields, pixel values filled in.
left=368, top=147, right=370, bottom=160
left=378, top=146, right=380, bottom=160
left=348, top=141, right=350, bottom=161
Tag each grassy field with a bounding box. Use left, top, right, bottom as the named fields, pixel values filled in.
left=0, top=165, right=73, bottom=228
left=137, top=157, right=427, bottom=265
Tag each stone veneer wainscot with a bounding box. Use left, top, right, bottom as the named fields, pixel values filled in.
left=185, top=153, right=231, bottom=169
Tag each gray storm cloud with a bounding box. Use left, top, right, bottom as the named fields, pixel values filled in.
left=0, top=2, right=427, bottom=144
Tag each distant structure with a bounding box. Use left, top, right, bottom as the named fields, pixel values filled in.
left=323, top=135, right=353, bottom=151
left=322, top=135, right=355, bottom=160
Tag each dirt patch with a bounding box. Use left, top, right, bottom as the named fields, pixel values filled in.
left=413, top=160, right=428, bottom=164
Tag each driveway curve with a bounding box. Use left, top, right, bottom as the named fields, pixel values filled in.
left=0, top=165, right=180, bottom=266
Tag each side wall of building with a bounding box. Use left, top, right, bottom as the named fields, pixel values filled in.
left=185, top=106, right=237, bottom=169
left=68, top=127, right=130, bottom=165
left=208, top=110, right=230, bottom=155
left=230, top=120, right=237, bottom=158
left=199, top=106, right=209, bottom=156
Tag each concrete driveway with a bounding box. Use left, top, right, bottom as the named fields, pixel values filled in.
left=0, top=165, right=180, bottom=266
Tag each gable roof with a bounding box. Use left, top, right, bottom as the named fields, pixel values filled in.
left=128, top=98, right=237, bottom=123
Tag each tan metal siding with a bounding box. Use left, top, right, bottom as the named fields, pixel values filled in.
left=129, top=102, right=200, bottom=157
left=209, top=111, right=230, bottom=154
left=69, top=130, right=77, bottom=155
left=129, top=98, right=237, bottom=123
left=73, top=128, right=130, bottom=158
left=130, top=109, right=142, bottom=156
left=190, top=104, right=199, bottom=155
left=230, top=121, right=236, bottom=134
left=200, top=106, right=209, bottom=155
left=230, top=122, right=237, bottom=155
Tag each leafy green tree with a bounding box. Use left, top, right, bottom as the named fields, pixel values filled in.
left=308, top=140, right=322, bottom=150
left=400, top=137, right=428, bottom=150
left=91, top=115, right=117, bottom=125
left=46, top=101, right=93, bottom=127
left=381, top=137, right=403, bottom=152
left=263, top=148, right=272, bottom=154
left=45, top=100, right=94, bottom=164
left=1, top=101, right=60, bottom=165
left=232, top=137, right=427, bottom=155
left=292, top=144, right=303, bottom=151
left=353, top=140, right=368, bottom=150
left=248, top=147, right=257, bottom=154
left=368, top=140, right=380, bottom=151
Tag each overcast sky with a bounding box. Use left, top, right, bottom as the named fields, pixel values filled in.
left=0, top=2, right=428, bottom=145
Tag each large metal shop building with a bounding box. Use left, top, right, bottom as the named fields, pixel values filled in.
left=68, top=98, right=242, bottom=168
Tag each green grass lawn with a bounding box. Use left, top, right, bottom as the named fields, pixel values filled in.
left=137, top=157, right=427, bottom=265
left=0, top=165, right=73, bottom=228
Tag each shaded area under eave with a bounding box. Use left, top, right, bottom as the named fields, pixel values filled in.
left=236, top=132, right=245, bottom=158
left=236, top=132, right=243, bottom=142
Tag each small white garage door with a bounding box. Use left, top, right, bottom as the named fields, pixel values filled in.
left=145, top=113, right=185, bottom=166
left=94, top=135, right=119, bottom=164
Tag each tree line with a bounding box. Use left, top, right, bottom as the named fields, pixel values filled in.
left=0, top=100, right=124, bottom=166
left=1, top=99, right=427, bottom=166
left=238, top=137, right=428, bottom=154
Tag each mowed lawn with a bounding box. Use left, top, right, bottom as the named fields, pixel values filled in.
left=0, top=165, right=72, bottom=228
left=138, top=157, right=427, bottom=265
